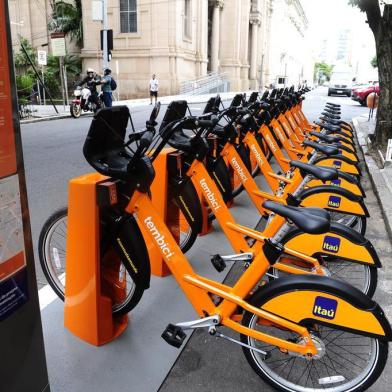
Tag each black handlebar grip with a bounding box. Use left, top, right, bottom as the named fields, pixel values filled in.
left=197, top=116, right=219, bottom=128
left=139, top=130, right=154, bottom=149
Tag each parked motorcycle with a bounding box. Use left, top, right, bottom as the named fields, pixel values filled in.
left=70, top=86, right=104, bottom=118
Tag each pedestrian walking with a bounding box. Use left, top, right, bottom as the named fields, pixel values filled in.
left=149, top=74, right=159, bottom=104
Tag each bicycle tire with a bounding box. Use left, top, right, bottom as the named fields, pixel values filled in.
left=241, top=286, right=388, bottom=392
left=38, top=208, right=145, bottom=316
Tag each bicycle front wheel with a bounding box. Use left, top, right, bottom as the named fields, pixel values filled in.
left=38, top=208, right=144, bottom=316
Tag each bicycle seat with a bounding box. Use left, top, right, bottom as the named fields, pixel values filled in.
left=314, top=121, right=341, bottom=133
left=167, top=129, right=193, bottom=152
left=319, top=116, right=342, bottom=126
left=309, top=131, right=340, bottom=144
left=321, top=112, right=341, bottom=120
left=210, top=124, right=226, bottom=138
left=303, top=140, right=339, bottom=156
left=290, top=160, right=338, bottom=182
left=263, top=201, right=330, bottom=234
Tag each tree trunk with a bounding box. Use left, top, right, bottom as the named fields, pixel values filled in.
left=374, top=6, right=392, bottom=145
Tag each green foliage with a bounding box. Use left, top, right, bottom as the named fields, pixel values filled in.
left=371, top=55, right=378, bottom=68
left=46, top=53, right=82, bottom=78
left=14, top=37, right=37, bottom=70
left=42, top=71, right=61, bottom=97
left=16, top=74, right=34, bottom=98
left=49, top=1, right=83, bottom=47
left=13, top=36, right=81, bottom=100
left=314, top=62, right=334, bottom=82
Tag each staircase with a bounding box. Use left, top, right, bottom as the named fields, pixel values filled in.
left=180, top=72, right=230, bottom=95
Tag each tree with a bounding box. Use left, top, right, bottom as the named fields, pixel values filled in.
left=314, top=62, right=334, bottom=84
left=49, top=1, right=83, bottom=48
left=349, top=0, right=392, bottom=145
left=370, top=55, right=378, bottom=68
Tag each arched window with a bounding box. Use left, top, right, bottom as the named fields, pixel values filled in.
left=120, top=0, right=137, bottom=33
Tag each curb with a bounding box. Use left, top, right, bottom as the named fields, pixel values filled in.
left=21, top=114, right=72, bottom=124
left=19, top=91, right=243, bottom=124
left=353, top=117, right=392, bottom=240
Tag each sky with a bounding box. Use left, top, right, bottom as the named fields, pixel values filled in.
left=301, top=0, right=372, bottom=48
left=300, top=0, right=377, bottom=81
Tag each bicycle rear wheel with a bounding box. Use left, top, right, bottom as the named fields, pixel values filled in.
left=241, top=290, right=388, bottom=392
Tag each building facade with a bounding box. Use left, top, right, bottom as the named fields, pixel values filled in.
left=9, top=0, right=313, bottom=98
left=265, top=0, right=313, bottom=88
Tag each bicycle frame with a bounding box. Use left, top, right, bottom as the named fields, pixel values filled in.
left=243, top=130, right=365, bottom=205
left=128, top=189, right=388, bottom=357
left=222, top=134, right=367, bottom=218
left=258, top=120, right=360, bottom=176
left=128, top=189, right=389, bottom=357
left=187, top=157, right=323, bottom=275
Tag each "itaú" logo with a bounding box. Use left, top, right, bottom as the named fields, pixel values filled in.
left=250, top=143, right=264, bottom=166
left=144, top=216, right=175, bottom=259
left=231, top=157, right=248, bottom=182
left=200, top=178, right=221, bottom=211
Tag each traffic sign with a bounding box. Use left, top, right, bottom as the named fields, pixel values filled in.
left=51, top=33, right=66, bottom=57
left=37, top=50, right=47, bottom=65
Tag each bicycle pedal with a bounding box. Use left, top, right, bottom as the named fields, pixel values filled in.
left=211, top=254, right=226, bottom=272
left=161, top=324, right=187, bottom=348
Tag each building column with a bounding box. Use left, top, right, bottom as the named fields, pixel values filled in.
left=249, top=2, right=262, bottom=89
left=210, top=0, right=224, bottom=72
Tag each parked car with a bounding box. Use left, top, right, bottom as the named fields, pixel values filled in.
left=328, top=67, right=353, bottom=97
left=351, top=83, right=380, bottom=106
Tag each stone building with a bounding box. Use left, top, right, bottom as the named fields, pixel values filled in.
left=266, top=0, right=313, bottom=88
left=8, top=0, right=313, bottom=98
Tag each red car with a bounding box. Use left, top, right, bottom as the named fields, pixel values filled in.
left=351, top=83, right=380, bottom=106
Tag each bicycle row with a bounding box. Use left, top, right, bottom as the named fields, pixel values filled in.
left=39, top=87, right=391, bottom=392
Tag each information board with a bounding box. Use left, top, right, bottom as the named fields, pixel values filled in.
left=0, top=0, right=28, bottom=320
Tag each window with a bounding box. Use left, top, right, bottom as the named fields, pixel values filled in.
left=183, top=0, right=192, bottom=39
left=120, top=0, right=137, bottom=33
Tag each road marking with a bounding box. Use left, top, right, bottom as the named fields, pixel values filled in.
left=39, top=274, right=64, bottom=310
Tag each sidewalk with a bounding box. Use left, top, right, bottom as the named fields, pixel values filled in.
left=20, top=91, right=245, bottom=124
left=353, top=115, right=392, bottom=239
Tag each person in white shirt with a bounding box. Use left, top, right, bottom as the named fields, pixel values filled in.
left=149, top=74, right=159, bottom=104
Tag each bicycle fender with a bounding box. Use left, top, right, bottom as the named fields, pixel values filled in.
left=207, top=156, right=233, bottom=202
left=253, top=275, right=391, bottom=340
left=306, top=177, right=365, bottom=198
left=282, top=226, right=380, bottom=266
left=297, top=185, right=369, bottom=217
left=171, top=177, right=203, bottom=234
left=113, top=215, right=151, bottom=289
left=313, top=156, right=361, bottom=176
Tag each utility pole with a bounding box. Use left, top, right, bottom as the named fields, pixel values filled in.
left=102, top=0, right=109, bottom=70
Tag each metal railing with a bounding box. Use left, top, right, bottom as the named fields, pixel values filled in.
left=180, top=72, right=230, bottom=95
